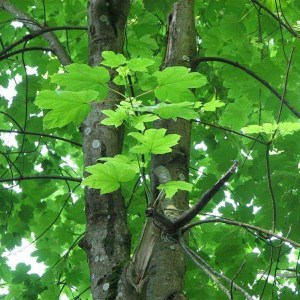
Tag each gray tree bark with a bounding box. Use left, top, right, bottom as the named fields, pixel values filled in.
left=130, top=1, right=197, bottom=299
left=81, top=0, right=197, bottom=299
left=79, top=1, right=134, bottom=299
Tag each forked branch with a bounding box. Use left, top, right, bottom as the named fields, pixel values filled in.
left=146, top=161, right=238, bottom=233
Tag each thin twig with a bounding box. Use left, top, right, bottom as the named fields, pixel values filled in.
left=191, top=56, right=300, bottom=118
left=230, top=261, right=246, bottom=299
left=250, top=0, right=299, bottom=38
left=194, top=120, right=267, bottom=145
left=0, top=46, right=53, bottom=61
left=0, top=175, right=82, bottom=183
left=178, top=237, right=232, bottom=299
left=272, top=47, right=295, bottom=141
left=265, top=143, right=277, bottom=231
left=182, top=218, right=300, bottom=248
left=0, top=25, right=86, bottom=59
left=0, top=129, right=82, bottom=147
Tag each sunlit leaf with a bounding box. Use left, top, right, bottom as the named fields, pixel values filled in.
left=129, top=128, right=180, bottom=154
left=35, top=90, right=98, bottom=128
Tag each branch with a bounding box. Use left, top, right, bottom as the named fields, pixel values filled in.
left=147, top=161, right=238, bottom=233
left=0, top=25, right=87, bottom=59
left=179, top=238, right=231, bottom=299
left=230, top=261, right=246, bottom=299
left=173, top=161, right=238, bottom=228
left=179, top=236, right=253, bottom=300
left=0, top=46, right=53, bottom=61
left=0, top=0, right=77, bottom=65
left=179, top=236, right=252, bottom=300
left=0, top=175, right=82, bottom=183
left=250, top=0, right=300, bottom=38
left=191, top=56, right=300, bottom=119
left=194, top=120, right=267, bottom=145
left=0, top=129, right=82, bottom=147
left=182, top=218, right=300, bottom=248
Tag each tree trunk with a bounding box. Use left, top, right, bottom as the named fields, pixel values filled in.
left=131, top=1, right=197, bottom=299
left=80, top=0, right=197, bottom=299
left=79, top=1, right=133, bottom=299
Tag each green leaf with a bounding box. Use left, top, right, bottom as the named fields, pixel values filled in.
left=101, top=108, right=127, bottom=127
left=219, top=97, right=252, bottom=130
left=139, top=102, right=199, bottom=120
left=82, top=156, right=139, bottom=194
left=100, top=155, right=140, bottom=173
left=154, top=67, right=207, bottom=102
left=127, top=58, right=155, bottom=72
left=242, top=122, right=300, bottom=136
left=157, top=181, right=193, bottom=198
left=128, top=33, right=158, bottom=57
left=130, top=114, right=159, bottom=130
left=143, top=0, right=177, bottom=17
left=39, top=287, right=60, bottom=300
left=278, top=122, right=300, bottom=135
left=101, top=51, right=127, bottom=67
left=35, top=90, right=98, bottom=128
left=51, top=63, right=109, bottom=100
left=202, top=99, right=225, bottom=112
left=129, top=128, right=180, bottom=154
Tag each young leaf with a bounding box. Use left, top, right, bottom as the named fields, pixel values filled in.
left=129, top=128, right=180, bottom=154
left=101, top=109, right=127, bottom=127
left=35, top=90, right=98, bottom=129
left=51, top=63, right=109, bottom=100
left=82, top=158, right=138, bottom=194
left=101, top=51, right=127, bottom=67
left=157, top=181, right=193, bottom=198
left=154, top=67, right=207, bottom=102
left=130, top=114, right=159, bottom=130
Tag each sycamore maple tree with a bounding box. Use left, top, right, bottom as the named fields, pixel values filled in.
left=1, top=0, right=300, bottom=299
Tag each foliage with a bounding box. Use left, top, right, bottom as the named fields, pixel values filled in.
left=0, top=0, right=300, bottom=299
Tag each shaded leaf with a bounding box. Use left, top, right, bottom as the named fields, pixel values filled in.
left=154, top=67, right=207, bottom=102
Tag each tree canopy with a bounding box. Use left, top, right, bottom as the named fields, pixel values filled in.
left=0, top=0, right=300, bottom=299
